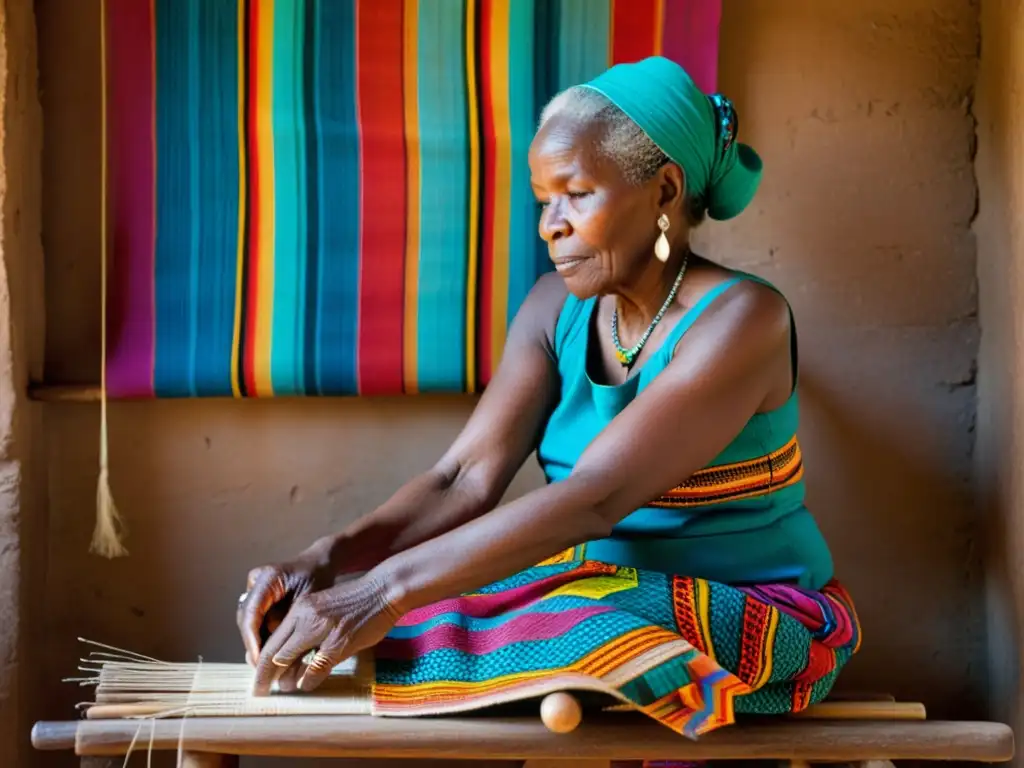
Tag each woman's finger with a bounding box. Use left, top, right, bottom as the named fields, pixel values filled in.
left=239, top=568, right=287, bottom=666
left=274, top=659, right=307, bottom=693
left=297, top=627, right=350, bottom=692
left=252, top=613, right=297, bottom=696
left=269, top=622, right=322, bottom=670
left=246, top=567, right=266, bottom=591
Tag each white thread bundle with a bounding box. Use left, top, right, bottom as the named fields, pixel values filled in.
left=92, top=0, right=128, bottom=560
left=68, top=639, right=373, bottom=720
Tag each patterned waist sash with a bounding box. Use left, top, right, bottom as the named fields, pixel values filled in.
left=650, top=436, right=804, bottom=509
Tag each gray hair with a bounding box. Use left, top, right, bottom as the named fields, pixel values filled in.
left=538, top=86, right=705, bottom=225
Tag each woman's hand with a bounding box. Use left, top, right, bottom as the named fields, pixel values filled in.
left=236, top=540, right=338, bottom=668
left=251, top=573, right=402, bottom=695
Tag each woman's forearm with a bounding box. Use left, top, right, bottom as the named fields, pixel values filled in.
left=370, top=474, right=613, bottom=612
left=357, top=275, right=792, bottom=615
left=316, top=461, right=500, bottom=576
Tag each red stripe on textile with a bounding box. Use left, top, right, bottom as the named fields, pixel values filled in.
left=105, top=0, right=156, bottom=398
left=736, top=598, right=771, bottom=687
left=477, top=0, right=496, bottom=386
left=377, top=606, right=615, bottom=660
left=355, top=0, right=406, bottom=395
left=791, top=681, right=813, bottom=713
left=243, top=0, right=261, bottom=397
left=611, top=0, right=658, bottom=64
left=662, top=0, right=722, bottom=94
left=794, top=640, right=836, bottom=685
left=671, top=576, right=707, bottom=655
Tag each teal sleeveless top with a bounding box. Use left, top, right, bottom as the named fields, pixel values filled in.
left=536, top=274, right=835, bottom=590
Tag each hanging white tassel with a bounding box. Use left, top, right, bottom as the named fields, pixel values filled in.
left=92, top=445, right=128, bottom=557
left=91, top=0, right=127, bottom=559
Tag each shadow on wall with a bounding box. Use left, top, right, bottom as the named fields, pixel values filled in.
left=42, top=396, right=534, bottom=768
left=713, top=0, right=985, bottom=717
left=799, top=365, right=985, bottom=716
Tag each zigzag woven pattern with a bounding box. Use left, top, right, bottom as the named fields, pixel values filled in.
left=103, top=0, right=723, bottom=398
left=372, top=558, right=862, bottom=737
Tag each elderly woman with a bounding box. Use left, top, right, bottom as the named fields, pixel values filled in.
left=236, top=57, right=859, bottom=737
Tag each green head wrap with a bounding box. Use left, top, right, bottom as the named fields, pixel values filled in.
left=579, top=56, right=762, bottom=221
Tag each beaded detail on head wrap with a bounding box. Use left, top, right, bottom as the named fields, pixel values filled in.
left=709, top=93, right=737, bottom=154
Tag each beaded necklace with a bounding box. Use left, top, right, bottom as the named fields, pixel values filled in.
left=610, top=253, right=689, bottom=367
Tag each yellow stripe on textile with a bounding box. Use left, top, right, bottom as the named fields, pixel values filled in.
left=401, top=0, right=421, bottom=393
left=464, top=0, right=480, bottom=393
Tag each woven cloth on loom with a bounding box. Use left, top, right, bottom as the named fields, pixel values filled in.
left=103, top=0, right=723, bottom=398
left=372, top=557, right=862, bottom=738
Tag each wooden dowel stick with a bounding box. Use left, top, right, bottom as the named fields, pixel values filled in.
left=83, top=698, right=925, bottom=725
left=790, top=701, right=927, bottom=721
left=85, top=703, right=169, bottom=720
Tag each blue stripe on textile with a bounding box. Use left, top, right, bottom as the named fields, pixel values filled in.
left=193, top=0, right=239, bottom=397
left=302, top=0, right=320, bottom=394
left=386, top=595, right=606, bottom=639
left=506, top=0, right=537, bottom=328
left=707, top=579, right=742, bottom=673
left=557, top=0, right=609, bottom=88
left=292, top=0, right=309, bottom=394
left=187, top=0, right=200, bottom=394
left=315, top=0, right=360, bottom=395
left=270, top=0, right=305, bottom=394
left=415, top=0, right=469, bottom=392
left=376, top=609, right=654, bottom=684
left=153, top=0, right=193, bottom=397
left=618, top=653, right=696, bottom=705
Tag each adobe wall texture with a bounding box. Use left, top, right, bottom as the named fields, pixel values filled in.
left=0, top=0, right=46, bottom=765
left=711, top=0, right=984, bottom=712
left=974, top=0, right=1024, bottom=761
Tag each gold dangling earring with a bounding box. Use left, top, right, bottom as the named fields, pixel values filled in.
left=655, top=214, right=671, bottom=262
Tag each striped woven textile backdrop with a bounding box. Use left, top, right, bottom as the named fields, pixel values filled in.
left=103, top=0, right=722, bottom=398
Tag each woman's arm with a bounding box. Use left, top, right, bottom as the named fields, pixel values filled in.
left=240, top=275, right=567, bottom=667
left=251, top=280, right=794, bottom=693
left=313, top=272, right=568, bottom=574
left=374, top=280, right=792, bottom=610
left=247, top=280, right=790, bottom=692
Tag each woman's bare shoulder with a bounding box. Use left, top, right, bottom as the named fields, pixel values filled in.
left=531, top=269, right=571, bottom=307
left=681, top=263, right=790, bottom=340
left=512, top=271, right=571, bottom=358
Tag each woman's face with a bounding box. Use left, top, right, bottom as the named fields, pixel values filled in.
left=528, top=115, right=680, bottom=298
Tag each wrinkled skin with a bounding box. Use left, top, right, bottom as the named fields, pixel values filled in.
left=235, top=544, right=334, bottom=691
left=529, top=113, right=691, bottom=307
left=247, top=573, right=399, bottom=695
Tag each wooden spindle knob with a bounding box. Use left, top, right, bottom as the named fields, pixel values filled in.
left=540, top=691, right=582, bottom=733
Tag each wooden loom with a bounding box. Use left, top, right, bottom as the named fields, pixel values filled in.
left=31, top=641, right=1015, bottom=766
left=68, top=641, right=929, bottom=727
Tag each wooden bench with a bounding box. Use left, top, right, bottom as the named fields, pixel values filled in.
left=31, top=692, right=1015, bottom=767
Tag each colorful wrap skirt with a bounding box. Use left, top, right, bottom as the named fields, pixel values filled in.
left=371, top=557, right=861, bottom=738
